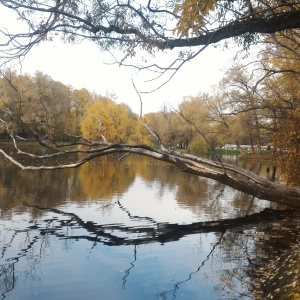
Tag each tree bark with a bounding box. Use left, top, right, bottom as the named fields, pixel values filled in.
left=166, top=11, right=300, bottom=49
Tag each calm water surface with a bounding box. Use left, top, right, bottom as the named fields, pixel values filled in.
left=1, top=150, right=300, bottom=299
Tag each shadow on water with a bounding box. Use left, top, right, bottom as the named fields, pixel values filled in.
left=0, top=147, right=300, bottom=299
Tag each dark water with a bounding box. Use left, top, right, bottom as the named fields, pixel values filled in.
left=0, top=149, right=300, bottom=299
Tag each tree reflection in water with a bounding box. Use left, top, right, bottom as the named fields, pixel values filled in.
left=0, top=264, right=14, bottom=299
left=122, top=245, right=137, bottom=290
left=0, top=153, right=299, bottom=299
left=158, top=232, right=224, bottom=300
left=2, top=206, right=300, bottom=299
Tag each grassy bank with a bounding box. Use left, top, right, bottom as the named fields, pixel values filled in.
left=207, top=149, right=242, bottom=155
left=206, top=149, right=276, bottom=162
left=239, top=153, right=276, bottom=162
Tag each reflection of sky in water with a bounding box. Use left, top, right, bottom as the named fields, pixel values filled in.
left=63, top=175, right=273, bottom=228
left=64, top=176, right=201, bottom=226
left=1, top=211, right=225, bottom=300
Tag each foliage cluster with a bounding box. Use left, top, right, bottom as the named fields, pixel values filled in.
left=81, top=98, right=146, bottom=144
left=0, top=71, right=147, bottom=145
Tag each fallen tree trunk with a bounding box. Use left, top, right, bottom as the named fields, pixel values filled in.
left=2, top=142, right=300, bottom=208
left=97, top=145, right=300, bottom=208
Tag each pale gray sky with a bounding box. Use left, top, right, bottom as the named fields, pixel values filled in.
left=1, top=6, right=235, bottom=114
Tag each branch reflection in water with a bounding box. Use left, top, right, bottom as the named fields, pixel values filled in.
left=158, top=232, right=224, bottom=300
left=122, top=245, right=137, bottom=290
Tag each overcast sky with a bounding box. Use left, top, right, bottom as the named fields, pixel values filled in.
left=0, top=6, right=236, bottom=114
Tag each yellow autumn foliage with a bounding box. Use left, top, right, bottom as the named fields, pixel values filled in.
left=264, top=33, right=300, bottom=186
left=173, top=0, right=216, bottom=37
left=80, top=97, right=145, bottom=144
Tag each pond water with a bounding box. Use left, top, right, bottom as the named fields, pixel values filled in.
left=0, top=149, right=300, bottom=299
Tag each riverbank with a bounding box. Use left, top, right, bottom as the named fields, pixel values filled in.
left=207, top=149, right=241, bottom=155
left=206, top=149, right=276, bottom=162
left=239, top=153, right=276, bottom=162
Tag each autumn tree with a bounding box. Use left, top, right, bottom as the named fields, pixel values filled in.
left=144, top=96, right=216, bottom=153
left=81, top=97, right=144, bottom=144
left=144, top=108, right=191, bottom=150
left=201, top=93, right=235, bottom=148
left=0, top=71, right=49, bottom=138
left=0, top=71, right=33, bottom=137
left=177, top=95, right=212, bottom=153
left=32, top=71, right=73, bottom=141
left=274, top=108, right=300, bottom=186
left=69, top=88, right=94, bottom=134
left=0, top=71, right=74, bottom=141
left=260, top=31, right=300, bottom=185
